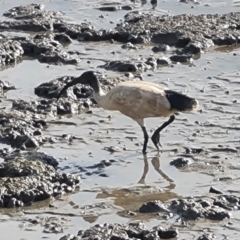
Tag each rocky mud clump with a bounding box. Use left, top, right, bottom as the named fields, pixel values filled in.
left=1, top=4, right=240, bottom=69
left=60, top=222, right=178, bottom=240
left=0, top=110, right=49, bottom=149
left=0, top=153, right=80, bottom=208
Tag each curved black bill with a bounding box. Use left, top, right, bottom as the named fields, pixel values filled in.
left=56, top=77, right=77, bottom=101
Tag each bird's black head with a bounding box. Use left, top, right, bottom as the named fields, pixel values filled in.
left=57, top=71, right=99, bottom=101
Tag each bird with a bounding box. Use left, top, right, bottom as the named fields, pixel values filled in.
left=57, top=71, right=199, bottom=154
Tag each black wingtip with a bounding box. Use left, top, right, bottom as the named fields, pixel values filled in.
left=165, top=90, right=197, bottom=112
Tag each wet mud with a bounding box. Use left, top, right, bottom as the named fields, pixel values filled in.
left=1, top=0, right=240, bottom=240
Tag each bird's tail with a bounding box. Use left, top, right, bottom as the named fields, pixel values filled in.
left=165, top=90, right=198, bottom=112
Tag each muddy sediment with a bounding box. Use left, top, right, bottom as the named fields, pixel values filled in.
left=0, top=4, right=240, bottom=69
left=0, top=1, right=240, bottom=240
left=0, top=155, right=80, bottom=208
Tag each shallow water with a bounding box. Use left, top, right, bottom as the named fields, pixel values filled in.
left=1, top=0, right=240, bottom=239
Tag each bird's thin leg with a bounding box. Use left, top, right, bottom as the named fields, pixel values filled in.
left=151, top=115, right=175, bottom=150
left=142, top=126, right=149, bottom=154
left=135, top=119, right=149, bottom=154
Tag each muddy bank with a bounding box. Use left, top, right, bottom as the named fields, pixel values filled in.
left=0, top=4, right=240, bottom=70
left=0, top=152, right=80, bottom=208
left=60, top=222, right=178, bottom=240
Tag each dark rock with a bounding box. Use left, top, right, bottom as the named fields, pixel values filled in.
left=7, top=198, right=17, bottom=208
left=0, top=20, right=53, bottom=32
left=151, top=44, right=170, bottom=52
left=12, top=99, right=57, bottom=116
left=145, top=57, right=157, bottom=68
left=62, top=222, right=179, bottom=240
left=99, top=173, right=110, bottom=177
left=121, top=42, right=137, bottom=50
left=0, top=39, right=24, bottom=66
left=170, top=55, right=193, bottom=63
left=4, top=151, right=59, bottom=167
left=121, top=5, right=134, bottom=11
left=97, top=6, right=119, bottom=12
left=139, top=200, right=170, bottom=213
left=200, top=200, right=211, bottom=208
left=0, top=110, right=49, bottom=148
left=209, top=186, right=223, bottom=194
left=98, top=61, right=138, bottom=72
left=53, top=33, right=72, bottom=44
left=197, top=233, right=216, bottom=240
left=3, top=3, right=61, bottom=20
left=169, top=196, right=233, bottom=221
left=152, top=32, right=180, bottom=46
left=157, top=57, right=171, bottom=65
left=0, top=80, right=16, bottom=92
left=185, top=147, right=204, bottom=154
left=158, top=228, right=179, bottom=239
left=170, top=157, right=193, bottom=168
left=18, top=33, right=78, bottom=65
left=213, top=34, right=237, bottom=45
left=25, top=137, right=39, bottom=148
left=175, top=37, right=191, bottom=48
left=38, top=50, right=79, bottom=65
left=2, top=5, right=240, bottom=57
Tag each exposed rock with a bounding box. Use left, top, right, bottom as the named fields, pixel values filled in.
left=170, top=55, right=193, bottom=63
left=197, top=233, right=216, bottom=240
left=145, top=57, right=157, bottom=68
left=209, top=186, right=223, bottom=194
left=184, top=147, right=204, bottom=154
left=151, top=44, right=170, bottom=52
left=0, top=157, right=80, bottom=208
left=60, top=222, right=178, bottom=240
left=0, top=79, right=16, bottom=92
left=3, top=3, right=61, bottom=20
left=0, top=39, right=24, bottom=66
left=98, top=60, right=138, bottom=72
left=4, top=151, right=59, bottom=167
left=0, top=32, right=77, bottom=66
left=170, top=157, right=193, bottom=168
left=2, top=5, right=240, bottom=56
left=0, top=110, right=48, bottom=149
left=17, top=33, right=77, bottom=65
left=12, top=99, right=57, bottom=116
left=121, top=42, right=138, bottom=50
left=0, top=20, right=54, bottom=32
left=97, top=6, right=120, bottom=12
left=139, top=200, right=170, bottom=213
left=157, top=57, right=171, bottom=65
left=169, top=196, right=232, bottom=220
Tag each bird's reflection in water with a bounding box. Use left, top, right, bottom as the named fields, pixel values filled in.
left=138, top=153, right=176, bottom=190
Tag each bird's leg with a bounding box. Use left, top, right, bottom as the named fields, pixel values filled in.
left=142, top=126, right=149, bottom=154
left=151, top=115, right=175, bottom=150
left=135, top=119, right=149, bottom=154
